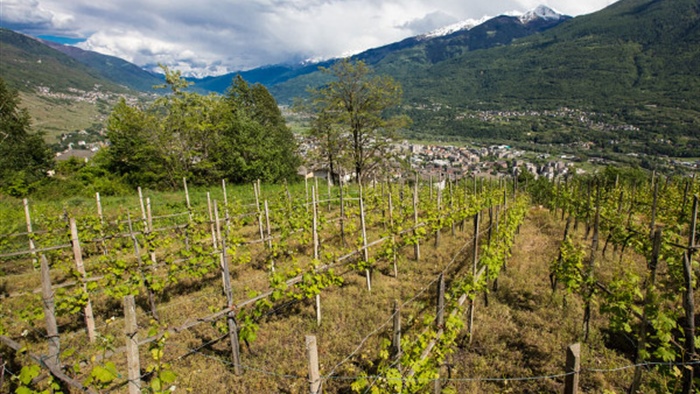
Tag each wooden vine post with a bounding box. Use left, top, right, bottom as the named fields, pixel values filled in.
left=613, top=190, right=625, bottom=256
left=339, top=181, right=346, bottom=246
left=306, top=335, right=321, bottom=394
left=222, top=179, right=228, bottom=206
left=583, top=185, right=600, bottom=342
left=450, top=179, right=456, bottom=237
left=631, top=226, right=663, bottom=392
left=264, top=200, right=272, bottom=250
left=381, top=179, right=387, bottom=231
left=327, top=175, right=332, bottom=212
left=138, top=186, right=147, bottom=230
left=484, top=207, right=493, bottom=307
left=123, top=295, right=141, bottom=394
left=682, top=195, right=698, bottom=394
left=40, top=254, right=60, bottom=369
left=22, top=198, right=37, bottom=269
left=312, top=187, right=319, bottom=260
left=315, top=177, right=320, bottom=209
left=435, top=187, right=442, bottom=247
left=146, top=198, right=157, bottom=263
left=436, top=273, right=445, bottom=328
left=312, top=187, right=322, bottom=326
left=213, top=200, right=228, bottom=292
left=126, top=213, right=159, bottom=321
left=461, top=178, right=468, bottom=231
left=254, top=181, right=265, bottom=244
left=564, top=343, right=581, bottom=394
left=359, top=185, right=371, bottom=291
left=649, top=176, right=659, bottom=236
left=502, top=190, right=509, bottom=272
left=584, top=181, right=592, bottom=240
left=492, top=205, right=501, bottom=293
left=183, top=177, right=191, bottom=213
left=554, top=179, right=562, bottom=220
left=413, top=176, right=421, bottom=261
left=284, top=179, right=292, bottom=210
left=680, top=175, right=696, bottom=217
left=305, top=173, right=310, bottom=212
left=389, top=192, right=398, bottom=278
left=392, top=300, right=401, bottom=361
left=215, top=201, right=243, bottom=375
left=207, top=192, right=217, bottom=249
left=467, top=211, right=480, bottom=344
left=95, top=191, right=103, bottom=226
left=551, top=216, right=573, bottom=291
left=69, top=218, right=96, bottom=342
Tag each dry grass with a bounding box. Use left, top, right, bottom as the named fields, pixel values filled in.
left=19, top=92, right=105, bottom=141
left=444, top=208, right=655, bottom=394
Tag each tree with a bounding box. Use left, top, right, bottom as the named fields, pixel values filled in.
left=148, top=66, right=227, bottom=187
left=0, top=77, right=53, bottom=196
left=219, top=76, right=300, bottom=183
left=105, top=98, right=164, bottom=186
left=308, top=111, right=347, bottom=185
left=103, top=69, right=299, bottom=188
left=307, top=60, right=408, bottom=183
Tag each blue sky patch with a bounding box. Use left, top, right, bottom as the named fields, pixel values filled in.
left=37, top=35, right=86, bottom=45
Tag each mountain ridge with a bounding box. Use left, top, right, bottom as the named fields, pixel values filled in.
left=188, top=5, right=570, bottom=93
left=0, top=4, right=572, bottom=95
left=266, top=7, right=572, bottom=103
left=39, top=39, right=164, bottom=92
left=396, top=0, right=700, bottom=156
left=0, top=28, right=125, bottom=93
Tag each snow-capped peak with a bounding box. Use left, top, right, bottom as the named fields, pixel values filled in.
left=418, top=5, right=565, bottom=40
left=518, top=5, right=565, bottom=24
left=301, top=56, right=329, bottom=65
left=420, top=15, right=491, bottom=39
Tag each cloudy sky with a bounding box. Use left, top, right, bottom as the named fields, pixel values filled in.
left=2, top=0, right=618, bottom=77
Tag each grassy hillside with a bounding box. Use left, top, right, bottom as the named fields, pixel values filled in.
left=0, top=29, right=124, bottom=94
left=18, top=92, right=108, bottom=143
left=42, top=40, right=164, bottom=92
left=411, top=0, right=700, bottom=107
left=0, top=29, right=161, bottom=140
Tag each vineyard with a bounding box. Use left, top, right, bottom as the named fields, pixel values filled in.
left=0, top=173, right=698, bottom=393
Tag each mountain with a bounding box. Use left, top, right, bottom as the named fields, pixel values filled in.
left=269, top=0, right=700, bottom=157
left=267, top=5, right=571, bottom=103
left=191, top=6, right=569, bottom=95
left=412, top=0, right=700, bottom=106
left=190, top=62, right=333, bottom=94
left=518, top=4, right=567, bottom=23
left=0, top=28, right=163, bottom=143
left=0, top=28, right=125, bottom=93
left=40, top=40, right=163, bottom=92
left=394, top=0, right=700, bottom=156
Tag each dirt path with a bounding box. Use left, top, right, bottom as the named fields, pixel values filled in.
left=447, top=207, right=634, bottom=393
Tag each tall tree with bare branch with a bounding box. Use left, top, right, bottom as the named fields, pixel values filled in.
left=307, top=60, right=408, bottom=183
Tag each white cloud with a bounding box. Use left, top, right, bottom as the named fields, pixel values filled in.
left=0, top=0, right=73, bottom=30
left=1, top=0, right=53, bottom=25
left=2, top=0, right=620, bottom=77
